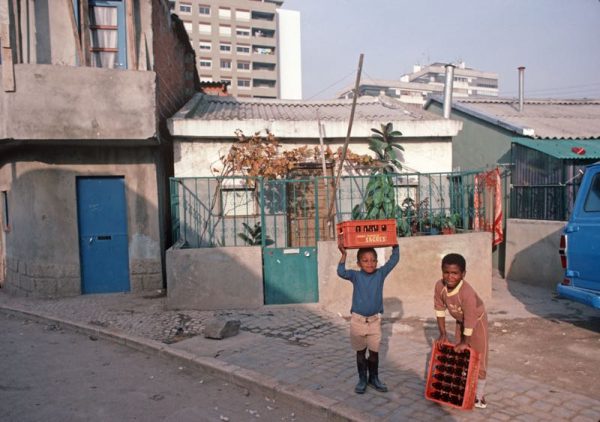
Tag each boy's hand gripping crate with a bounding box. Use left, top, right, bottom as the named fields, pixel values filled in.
left=336, top=219, right=397, bottom=249
left=424, top=341, right=480, bottom=410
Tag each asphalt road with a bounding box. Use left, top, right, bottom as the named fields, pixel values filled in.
left=0, top=313, right=324, bottom=422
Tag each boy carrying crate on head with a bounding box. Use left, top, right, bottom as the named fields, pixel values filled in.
left=337, top=243, right=399, bottom=394
left=434, top=253, right=489, bottom=409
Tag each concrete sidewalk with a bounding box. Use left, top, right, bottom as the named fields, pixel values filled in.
left=0, top=277, right=598, bottom=422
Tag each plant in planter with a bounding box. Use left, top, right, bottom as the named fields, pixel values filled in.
left=351, top=123, right=405, bottom=231
left=441, top=212, right=462, bottom=234
left=237, top=222, right=274, bottom=246
left=430, top=212, right=462, bottom=235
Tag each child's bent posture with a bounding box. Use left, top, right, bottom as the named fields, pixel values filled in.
left=434, top=253, right=489, bottom=408
left=338, top=244, right=399, bottom=394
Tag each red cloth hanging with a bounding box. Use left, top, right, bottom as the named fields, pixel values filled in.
left=473, top=168, right=503, bottom=246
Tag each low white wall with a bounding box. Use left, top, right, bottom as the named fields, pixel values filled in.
left=166, top=232, right=493, bottom=316
left=504, top=219, right=565, bottom=288
left=166, top=245, right=263, bottom=310
left=318, top=232, right=493, bottom=317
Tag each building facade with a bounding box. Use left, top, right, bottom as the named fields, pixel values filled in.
left=173, top=0, right=301, bottom=99
left=338, top=62, right=499, bottom=104
left=0, top=0, right=198, bottom=297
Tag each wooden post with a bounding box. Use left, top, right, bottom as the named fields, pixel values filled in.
left=316, top=108, right=327, bottom=176
left=327, top=53, right=364, bottom=223
left=138, top=32, right=147, bottom=71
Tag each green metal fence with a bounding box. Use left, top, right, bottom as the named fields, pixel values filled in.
left=170, top=169, right=498, bottom=249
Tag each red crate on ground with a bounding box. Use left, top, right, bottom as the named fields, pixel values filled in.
left=424, top=341, right=480, bottom=410
left=336, top=219, right=397, bottom=249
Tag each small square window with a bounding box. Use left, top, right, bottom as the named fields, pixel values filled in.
left=220, top=43, right=231, bottom=53
left=1, top=191, right=9, bottom=231
left=199, top=59, right=212, bottom=68
left=236, top=27, right=250, bottom=37
left=199, top=41, right=212, bottom=51
left=237, top=78, right=251, bottom=88
left=220, top=59, right=232, bottom=70
left=236, top=44, right=250, bottom=54
left=199, top=5, right=210, bottom=15
left=179, top=3, right=192, bottom=13
left=237, top=61, right=250, bottom=71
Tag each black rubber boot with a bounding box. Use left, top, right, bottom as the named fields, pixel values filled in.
left=355, top=350, right=368, bottom=394
left=367, top=352, right=388, bottom=392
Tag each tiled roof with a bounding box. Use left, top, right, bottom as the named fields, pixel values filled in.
left=434, top=97, right=600, bottom=140
left=177, top=93, right=442, bottom=122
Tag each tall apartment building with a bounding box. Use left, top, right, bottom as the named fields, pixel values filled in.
left=173, top=0, right=301, bottom=99
left=338, top=62, right=498, bottom=104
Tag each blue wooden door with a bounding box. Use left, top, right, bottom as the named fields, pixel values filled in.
left=77, top=177, right=130, bottom=293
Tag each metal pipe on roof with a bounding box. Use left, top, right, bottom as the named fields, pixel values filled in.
left=443, top=64, right=455, bottom=119
left=518, top=66, right=526, bottom=112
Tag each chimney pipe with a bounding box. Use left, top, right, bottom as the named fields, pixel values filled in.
left=443, top=64, right=455, bottom=119
left=518, top=66, right=525, bottom=112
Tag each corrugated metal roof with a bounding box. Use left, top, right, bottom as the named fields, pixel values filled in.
left=512, top=138, right=600, bottom=159
left=428, top=97, right=600, bottom=140
left=178, top=93, right=442, bottom=122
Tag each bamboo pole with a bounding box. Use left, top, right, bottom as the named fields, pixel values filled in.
left=327, top=53, right=364, bottom=224
left=316, top=108, right=327, bottom=176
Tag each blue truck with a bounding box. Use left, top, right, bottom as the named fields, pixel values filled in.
left=557, top=162, right=600, bottom=308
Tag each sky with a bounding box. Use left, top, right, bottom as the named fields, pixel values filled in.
left=280, top=0, right=600, bottom=100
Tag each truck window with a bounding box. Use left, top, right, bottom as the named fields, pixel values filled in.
left=583, top=174, right=600, bottom=212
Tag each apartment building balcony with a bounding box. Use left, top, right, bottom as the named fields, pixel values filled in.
left=250, top=85, right=278, bottom=98
left=0, top=64, right=156, bottom=144
left=251, top=47, right=277, bottom=61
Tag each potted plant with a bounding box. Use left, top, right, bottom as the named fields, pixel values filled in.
left=351, top=123, right=405, bottom=230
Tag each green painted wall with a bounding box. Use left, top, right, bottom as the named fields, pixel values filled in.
left=427, top=102, right=515, bottom=275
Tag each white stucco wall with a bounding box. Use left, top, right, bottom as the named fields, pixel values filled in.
left=173, top=137, right=452, bottom=177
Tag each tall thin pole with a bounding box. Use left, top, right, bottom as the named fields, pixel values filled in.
left=328, top=53, right=364, bottom=223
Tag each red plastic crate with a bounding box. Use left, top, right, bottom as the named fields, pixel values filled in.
left=424, top=341, right=480, bottom=410
left=336, top=219, right=397, bottom=249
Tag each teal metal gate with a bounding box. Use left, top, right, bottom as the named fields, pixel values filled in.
left=261, top=177, right=335, bottom=304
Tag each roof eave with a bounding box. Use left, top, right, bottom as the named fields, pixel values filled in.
left=169, top=118, right=463, bottom=139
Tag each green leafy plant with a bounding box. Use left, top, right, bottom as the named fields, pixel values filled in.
left=237, top=222, right=273, bottom=246
left=351, top=123, right=405, bottom=223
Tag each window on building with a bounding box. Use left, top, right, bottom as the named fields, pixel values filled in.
left=199, top=59, right=212, bottom=68
left=89, top=0, right=127, bottom=69
left=1, top=191, right=8, bottom=231
left=199, top=41, right=211, bottom=51
left=236, top=9, right=250, bottom=21
left=198, top=23, right=211, bottom=34
left=236, top=27, right=250, bottom=37
left=183, top=22, right=193, bottom=32
left=220, top=43, right=232, bottom=53
left=198, top=5, right=210, bottom=15
left=179, top=2, right=192, bottom=13
left=220, top=187, right=257, bottom=217
left=237, top=61, right=250, bottom=71
left=199, top=76, right=213, bottom=82
left=220, top=59, right=232, bottom=70
left=218, top=7, right=231, bottom=19
left=219, top=25, right=231, bottom=36
left=237, top=78, right=251, bottom=89
left=236, top=44, right=250, bottom=54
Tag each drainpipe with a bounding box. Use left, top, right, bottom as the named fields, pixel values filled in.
left=443, top=64, right=455, bottom=119
left=518, top=66, right=525, bottom=112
